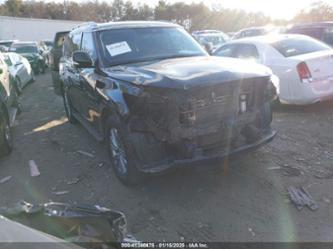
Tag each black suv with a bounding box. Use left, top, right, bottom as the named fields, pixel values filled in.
left=60, top=21, right=276, bottom=184
left=286, top=22, right=333, bottom=47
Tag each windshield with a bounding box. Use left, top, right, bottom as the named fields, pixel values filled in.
left=10, top=45, right=38, bottom=54
left=98, top=27, right=206, bottom=66
left=271, top=37, right=331, bottom=57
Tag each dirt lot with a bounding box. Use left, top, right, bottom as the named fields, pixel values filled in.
left=1, top=71, right=333, bottom=242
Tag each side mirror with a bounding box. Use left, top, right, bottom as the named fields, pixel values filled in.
left=73, top=51, right=93, bottom=68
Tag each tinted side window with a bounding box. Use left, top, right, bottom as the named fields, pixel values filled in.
left=234, top=44, right=259, bottom=59
left=72, top=33, right=82, bottom=52
left=63, top=32, right=82, bottom=57
left=81, top=32, right=96, bottom=59
left=214, top=44, right=238, bottom=57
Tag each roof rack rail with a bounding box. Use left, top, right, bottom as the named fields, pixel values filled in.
left=72, top=22, right=98, bottom=30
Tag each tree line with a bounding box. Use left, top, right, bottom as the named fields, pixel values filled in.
left=1, top=0, right=332, bottom=32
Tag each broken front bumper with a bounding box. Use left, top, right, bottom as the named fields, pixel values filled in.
left=140, top=129, right=277, bottom=173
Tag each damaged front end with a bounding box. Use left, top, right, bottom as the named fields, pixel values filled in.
left=116, top=75, right=276, bottom=173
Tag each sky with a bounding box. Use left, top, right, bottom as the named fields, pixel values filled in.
left=132, top=0, right=333, bottom=20
left=4, top=0, right=333, bottom=20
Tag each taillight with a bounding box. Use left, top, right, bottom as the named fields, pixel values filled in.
left=297, top=62, right=312, bottom=83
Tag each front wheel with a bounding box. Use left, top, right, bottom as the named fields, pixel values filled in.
left=0, top=109, right=13, bottom=156
left=106, top=118, right=144, bottom=185
left=63, top=89, right=77, bottom=124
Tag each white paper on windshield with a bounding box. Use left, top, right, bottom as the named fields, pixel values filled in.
left=106, top=41, right=131, bottom=57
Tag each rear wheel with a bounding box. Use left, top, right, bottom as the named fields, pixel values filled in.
left=106, top=118, right=144, bottom=185
left=63, top=89, right=77, bottom=124
left=0, top=108, right=13, bottom=156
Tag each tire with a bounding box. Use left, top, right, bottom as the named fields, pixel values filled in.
left=12, top=91, right=22, bottom=115
left=63, top=89, right=77, bottom=124
left=0, top=108, right=13, bottom=156
left=30, top=70, right=35, bottom=83
left=15, top=77, right=23, bottom=95
left=259, top=102, right=272, bottom=129
left=105, top=117, right=144, bottom=185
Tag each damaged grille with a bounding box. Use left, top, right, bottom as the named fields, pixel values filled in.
left=179, top=84, right=235, bottom=125
left=128, top=77, right=270, bottom=144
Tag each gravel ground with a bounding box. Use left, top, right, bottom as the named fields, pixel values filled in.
left=1, top=71, right=333, bottom=242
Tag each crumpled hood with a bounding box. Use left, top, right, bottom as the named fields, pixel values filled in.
left=102, top=56, right=272, bottom=89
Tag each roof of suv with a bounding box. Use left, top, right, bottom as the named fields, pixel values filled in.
left=289, top=22, right=333, bottom=29
left=73, top=21, right=180, bottom=33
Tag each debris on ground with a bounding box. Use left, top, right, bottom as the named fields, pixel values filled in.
left=52, top=191, right=69, bottom=195
left=281, top=166, right=302, bottom=176
left=287, top=186, right=318, bottom=211
left=29, top=160, right=40, bottom=177
left=248, top=227, right=255, bottom=237
left=0, top=176, right=12, bottom=184
left=322, top=197, right=331, bottom=204
left=267, top=165, right=302, bottom=176
left=66, top=178, right=80, bottom=185
left=267, top=166, right=281, bottom=170
left=313, top=168, right=333, bottom=179
left=98, top=162, right=105, bottom=167
left=77, top=150, right=94, bottom=158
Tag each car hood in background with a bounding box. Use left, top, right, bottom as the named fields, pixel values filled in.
left=103, top=56, right=272, bottom=89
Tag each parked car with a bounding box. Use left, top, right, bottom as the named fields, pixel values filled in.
left=50, top=31, right=69, bottom=96
left=286, top=22, right=333, bottom=47
left=1, top=52, right=35, bottom=94
left=192, top=31, right=229, bottom=53
left=213, top=34, right=333, bottom=105
left=60, top=21, right=276, bottom=185
left=0, top=56, right=20, bottom=156
left=233, top=27, right=269, bottom=40
left=0, top=40, right=18, bottom=51
left=9, top=42, right=46, bottom=74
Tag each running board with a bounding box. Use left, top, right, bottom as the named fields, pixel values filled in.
left=72, top=112, right=104, bottom=142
